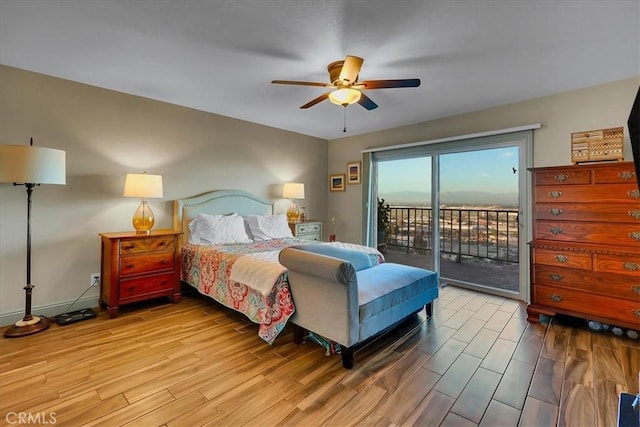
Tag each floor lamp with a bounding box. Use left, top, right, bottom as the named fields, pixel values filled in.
left=0, top=139, right=66, bottom=338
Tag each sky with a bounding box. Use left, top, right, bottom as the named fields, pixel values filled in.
left=378, top=146, right=519, bottom=196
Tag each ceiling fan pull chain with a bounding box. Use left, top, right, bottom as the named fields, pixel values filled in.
left=343, top=105, right=347, bottom=132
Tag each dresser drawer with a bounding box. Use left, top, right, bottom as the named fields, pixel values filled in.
left=533, top=284, right=640, bottom=327
left=534, top=169, right=591, bottom=186
left=120, top=236, right=175, bottom=254
left=536, top=220, right=640, bottom=247
left=593, top=166, right=638, bottom=184
left=533, top=248, right=592, bottom=270
left=535, top=203, right=640, bottom=223
left=594, top=254, right=640, bottom=277
left=120, top=251, right=174, bottom=276
left=534, top=183, right=639, bottom=204
left=119, top=273, right=175, bottom=300
left=534, top=265, right=640, bottom=301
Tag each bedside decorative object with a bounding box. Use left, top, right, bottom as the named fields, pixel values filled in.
left=347, top=161, right=361, bottom=184
left=0, top=139, right=66, bottom=338
left=123, top=172, right=163, bottom=234
left=99, top=230, right=182, bottom=318
left=571, top=126, right=623, bottom=164
left=282, top=182, right=305, bottom=223
left=289, top=220, right=322, bottom=241
left=329, top=173, right=345, bottom=192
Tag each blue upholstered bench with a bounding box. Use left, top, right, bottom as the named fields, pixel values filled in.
left=279, top=244, right=439, bottom=368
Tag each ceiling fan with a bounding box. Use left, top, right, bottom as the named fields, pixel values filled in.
left=271, top=55, right=420, bottom=110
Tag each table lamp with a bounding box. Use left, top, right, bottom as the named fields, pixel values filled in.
left=123, top=172, right=163, bottom=234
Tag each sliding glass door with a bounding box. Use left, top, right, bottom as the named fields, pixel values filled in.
left=438, top=147, right=520, bottom=294
left=367, top=130, right=532, bottom=300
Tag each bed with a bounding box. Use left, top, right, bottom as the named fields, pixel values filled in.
left=173, top=189, right=383, bottom=344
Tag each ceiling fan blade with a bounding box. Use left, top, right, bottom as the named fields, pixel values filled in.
left=357, top=92, right=378, bottom=110
left=358, top=79, right=421, bottom=89
left=271, top=80, right=332, bottom=88
left=338, top=55, right=364, bottom=84
left=300, top=92, right=331, bottom=109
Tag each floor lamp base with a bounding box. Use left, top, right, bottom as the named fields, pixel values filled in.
left=4, top=315, right=50, bottom=338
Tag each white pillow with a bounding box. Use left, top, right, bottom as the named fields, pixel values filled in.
left=189, top=213, right=252, bottom=245
left=245, top=214, right=293, bottom=241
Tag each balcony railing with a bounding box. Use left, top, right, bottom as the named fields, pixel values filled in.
left=385, top=206, right=519, bottom=263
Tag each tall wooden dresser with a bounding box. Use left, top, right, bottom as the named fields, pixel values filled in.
left=528, top=161, right=640, bottom=330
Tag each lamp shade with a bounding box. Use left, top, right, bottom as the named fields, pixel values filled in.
left=123, top=173, right=163, bottom=198
left=282, top=182, right=305, bottom=199
left=328, top=88, right=362, bottom=106
left=0, top=144, right=66, bottom=185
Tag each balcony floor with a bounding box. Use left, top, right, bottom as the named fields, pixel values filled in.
left=384, top=248, right=519, bottom=293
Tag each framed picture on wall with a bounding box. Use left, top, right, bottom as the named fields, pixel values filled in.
left=347, top=161, right=361, bottom=184
left=329, top=173, right=346, bottom=192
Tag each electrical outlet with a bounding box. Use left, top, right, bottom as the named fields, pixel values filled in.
left=90, top=273, right=100, bottom=286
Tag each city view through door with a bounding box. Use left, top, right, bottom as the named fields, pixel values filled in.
left=377, top=146, right=520, bottom=296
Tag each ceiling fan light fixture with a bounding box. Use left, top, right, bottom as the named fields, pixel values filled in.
left=328, top=88, right=361, bottom=106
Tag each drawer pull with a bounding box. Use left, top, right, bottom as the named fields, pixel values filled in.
left=628, top=190, right=640, bottom=199
left=550, top=227, right=563, bottom=235
left=629, top=210, right=640, bottom=220
left=623, top=263, right=639, bottom=271
left=549, top=273, right=563, bottom=281
left=628, top=232, right=640, bottom=241
left=634, top=309, right=640, bottom=318
left=549, top=208, right=563, bottom=216
left=553, top=174, right=568, bottom=182
left=618, top=171, right=636, bottom=180
left=548, top=191, right=562, bottom=199
left=126, top=264, right=135, bottom=269
left=122, top=244, right=135, bottom=250
left=555, top=255, right=568, bottom=263
left=161, top=259, right=169, bottom=264
left=549, top=294, right=564, bottom=302
left=631, top=286, right=640, bottom=295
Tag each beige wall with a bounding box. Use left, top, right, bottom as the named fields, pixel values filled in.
left=328, top=77, right=640, bottom=244
left=0, top=65, right=327, bottom=320
left=2, top=64, right=637, bottom=322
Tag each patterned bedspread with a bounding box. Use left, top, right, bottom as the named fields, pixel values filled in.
left=181, top=238, right=383, bottom=344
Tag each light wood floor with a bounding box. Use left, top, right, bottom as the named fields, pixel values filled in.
left=1, top=285, right=638, bottom=427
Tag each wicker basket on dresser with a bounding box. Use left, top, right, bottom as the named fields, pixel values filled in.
left=527, top=161, right=640, bottom=330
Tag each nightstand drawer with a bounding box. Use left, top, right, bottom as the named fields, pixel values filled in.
left=119, top=251, right=174, bottom=276
left=120, top=273, right=175, bottom=300
left=297, top=223, right=321, bottom=234
left=290, top=220, right=322, bottom=241
left=120, top=236, right=174, bottom=254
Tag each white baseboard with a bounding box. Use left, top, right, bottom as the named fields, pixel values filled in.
left=0, top=296, right=100, bottom=327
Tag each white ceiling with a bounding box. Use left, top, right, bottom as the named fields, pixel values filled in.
left=1, top=0, right=639, bottom=140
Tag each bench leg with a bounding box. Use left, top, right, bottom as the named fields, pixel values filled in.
left=425, top=302, right=433, bottom=318
left=293, top=324, right=306, bottom=345
left=341, top=347, right=354, bottom=369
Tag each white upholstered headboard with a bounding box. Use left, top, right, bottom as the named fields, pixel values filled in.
left=173, top=189, right=274, bottom=246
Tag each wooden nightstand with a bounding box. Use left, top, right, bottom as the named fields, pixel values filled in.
left=289, top=220, right=322, bottom=241
left=99, top=230, right=182, bottom=318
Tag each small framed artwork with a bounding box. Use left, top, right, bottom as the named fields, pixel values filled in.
left=347, top=161, right=361, bottom=185
left=329, top=173, right=346, bottom=192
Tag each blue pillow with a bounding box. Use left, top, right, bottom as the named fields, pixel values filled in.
left=292, top=244, right=374, bottom=271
